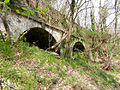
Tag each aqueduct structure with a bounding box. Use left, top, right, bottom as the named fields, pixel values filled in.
left=0, top=0, right=85, bottom=53
left=0, top=12, right=64, bottom=50
left=0, top=12, right=85, bottom=53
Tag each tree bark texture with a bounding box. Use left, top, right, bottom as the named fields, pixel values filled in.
left=65, top=0, right=75, bottom=58
left=115, top=0, right=118, bottom=34
left=1, top=14, right=11, bottom=38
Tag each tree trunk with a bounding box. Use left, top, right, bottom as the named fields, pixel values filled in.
left=103, top=42, right=115, bottom=70
left=65, top=16, right=72, bottom=58
left=0, top=1, right=11, bottom=39
left=115, top=0, right=118, bottom=34
left=1, top=14, right=11, bottom=38
left=65, top=0, right=75, bottom=58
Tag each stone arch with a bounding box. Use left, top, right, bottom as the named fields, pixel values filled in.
left=6, top=13, right=62, bottom=42
left=22, top=27, right=57, bottom=50
left=72, top=40, right=85, bottom=52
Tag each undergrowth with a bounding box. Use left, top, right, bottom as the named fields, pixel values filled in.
left=69, top=53, right=120, bottom=89
left=0, top=39, right=120, bottom=89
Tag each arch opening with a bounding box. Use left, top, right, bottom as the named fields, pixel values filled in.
left=73, top=42, right=85, bottom=52
left=23, top=27, right=57, bottom=50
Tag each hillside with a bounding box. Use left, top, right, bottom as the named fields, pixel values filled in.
left=0, top=40, right=120, bottom=90
left=0, top=0, right=120, bottom=90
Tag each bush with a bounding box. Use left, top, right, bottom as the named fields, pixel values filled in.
left=0, top=39, right=15, bottom=60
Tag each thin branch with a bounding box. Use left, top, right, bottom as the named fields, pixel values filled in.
left=106, top=12, right=120, bottom=28
left=47, top=33, right=67, bottom=50
left=74, top=6, right=93, bottom=21
left=73, top=0, right=91, bottom=21
left=66, top=0, right=70, bottom=6
left=77, top=0, right=90, bottom=10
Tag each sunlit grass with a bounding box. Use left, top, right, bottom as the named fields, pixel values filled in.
left=0, top=40, right=120, bottom=89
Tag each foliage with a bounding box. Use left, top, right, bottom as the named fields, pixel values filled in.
left=16, top=7, right=49, bottom=16
left=0, top=0, right=120, bottom=89
left=72, top=26, right=120, bottom=70
left=90, top=10, right=95, bottom=31
left=69, top=53, right=120, bottom=89
left=0, top=40, right=67, bottom=89
left=0, top=0, right=49, bottom=16
left=61, top=15, right=68, bottom=29
left=0, top=39, right=15, bottom=60
left=0, top=0, right=11, bottom=13
left=0, top=39, right=119, bottom=89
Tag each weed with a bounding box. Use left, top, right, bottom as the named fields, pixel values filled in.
left=0, top=39, right=15, bottom=60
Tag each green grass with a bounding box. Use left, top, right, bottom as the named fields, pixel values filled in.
left=68, top=53, right=120, bottom=89
left=0, top=39, right=15, bottom=60
left=0, top=40, right=120, bottom=89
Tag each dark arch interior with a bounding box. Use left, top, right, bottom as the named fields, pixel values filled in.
left=23, top=27, right=56, bottom=50
left=73, top=42, right=85, bottom=52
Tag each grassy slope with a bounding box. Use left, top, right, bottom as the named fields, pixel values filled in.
left=0, top=40, right=120, bottom=90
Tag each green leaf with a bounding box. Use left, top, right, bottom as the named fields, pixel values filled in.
left=5, top=4, right=10, bottom=10
left=38, top=11, right=44, bottom=14
left=21, top=7, right=28, bottom=11
left=4, top=86, right=9, bottom=90
left=37, top=7, right=42, bottom=11
left=2, top=9, right=7, bottom=13
left=30, top=10, right=35, bottom=15
left=27, top=11, right=30, bottom=16
left=21, top=12, right=28, bottom=16
left=0, top=2, right=4, bottom=4
left=33, top=10, right=37, bottom=12
left=4, top=0, right=10, bottom=4
left=42, top=8, right=49, bottom=11
left=16, top=9, right=20, bottom=14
